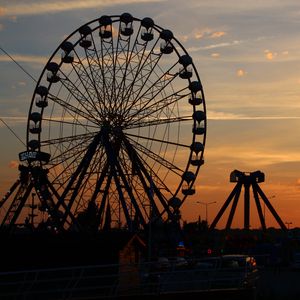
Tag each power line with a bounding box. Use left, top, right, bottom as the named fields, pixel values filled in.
left=0, top=118, right=26, bottom=147
left=0, top=46, right=37, bottom=83
left=0, top=46, right=35, bottom=147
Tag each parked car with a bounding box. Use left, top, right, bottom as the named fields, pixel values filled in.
left=195, top=254, right=259, bottom=288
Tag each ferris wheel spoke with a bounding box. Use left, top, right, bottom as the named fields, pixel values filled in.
left=41, top=131, right=97, bottom=146
left=124, top=64, right=180, bottom=121
left=92, top=44, right=111, bottom=111
left=47, top=94, right=99, bottom=125
left=114, top=24, right=143, bottom=112
left=54, top=140, right=106, bottom=183
left=54, top=79, right=100, bottom=123
left=88, top=34, right=110, bottom=109
left=122, top=42, right=178, bottom=116
left=126, top=136, right=184, bottom=175
left=125, top=132, right=190, bottom=148
left=42, top=117, right=99, bottom=130
left=126, top=115, right=192, bottom=129
left=56, top=73, right=99, bottom=116
left=62, top=41, right=106, bottom=114
left=69, top=51, right=106, bottom=117
left=49, top=145, right=93, bottom=184
left=127, top=90, right=189, bottom=127
left=120, top=39, right=162, bottom=114
left=100, top=36, right=116, bottom=111
left=47, top=139, right=95, bottom=172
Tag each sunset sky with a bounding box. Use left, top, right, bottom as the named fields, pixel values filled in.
left=1, top=0, right=300, bottom=229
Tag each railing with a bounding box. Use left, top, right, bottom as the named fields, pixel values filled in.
left=0, top=260, right=259, bottom=299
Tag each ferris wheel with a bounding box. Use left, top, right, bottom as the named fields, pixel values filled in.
left=3, top=13, right=207, bottom=231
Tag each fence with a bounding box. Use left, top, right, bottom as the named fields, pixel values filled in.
left=0, top=259, right=258, bottom=299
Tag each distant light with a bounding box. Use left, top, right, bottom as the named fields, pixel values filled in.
left=178, top=241, right=185, bottom=247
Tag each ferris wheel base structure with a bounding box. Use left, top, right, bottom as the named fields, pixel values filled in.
left=210, top=170, right=287, bottom=231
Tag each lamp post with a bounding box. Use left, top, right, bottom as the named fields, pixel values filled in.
left=285, top=222, right=292, bottom=230
left=197, top=201, right=216, bottom=224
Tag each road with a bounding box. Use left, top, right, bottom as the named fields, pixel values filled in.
left=256, top=267, right=300, bottom=299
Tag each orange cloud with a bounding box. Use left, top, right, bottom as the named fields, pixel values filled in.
left=194, top=32, right=204, bottom=39
left=236, top=69, right=247, bottom=77
left=264, top=49, right=277, bottom=60
left=179, top=35, right=189, bottom=43
left=9, top=160, right=19, bottom=169
left=210, top=31, right=226, bottom=38
left=194, top=29, right=227, bottom=40
left=0, top=7, right=6, bottom=16
left=211, top=53, right=220, bottom=58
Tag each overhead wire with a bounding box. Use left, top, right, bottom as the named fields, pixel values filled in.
left=0, top=118, right=26, bottom=146
left=0, top=46, right=37, bottom=83
left=0, top=45, right=37, bottom=146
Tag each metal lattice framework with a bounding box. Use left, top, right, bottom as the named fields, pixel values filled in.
left=1, top=13, right=207, bottom=232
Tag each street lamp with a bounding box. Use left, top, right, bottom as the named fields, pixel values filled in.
left=285, top=222, right=292, bottom=230
left=196, top=201, right=216, bottom=224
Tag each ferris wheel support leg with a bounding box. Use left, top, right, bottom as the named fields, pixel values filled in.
left=253, top=182, right=287, bottom=230
left=45, top=178, right=77, bottom=227
left=56, top=132, right=103, bottom=228
left=210, top=183, right=242, bottom=230
left=123, top=136, right=170, bottom=216
left=122, top=137, right=160, bottom=218
left=0, top=179, right=21, bottom=209
left=244, top=183, right=250, bottom=230
left=102, top=131, right=146, bottom=229
left=2, top=181, right=34, bottom=232
left=253, top=186, right=266, bottom=231
left=96, top=172, right=113, bottom=229
left=112, top=169, right=133, bottom=230
left=226, top=182, right=242, bottom=230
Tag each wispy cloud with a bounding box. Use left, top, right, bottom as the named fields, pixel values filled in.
left=0, top=116, right=27, bottom=124
left=210, top=31, right=226, bottom=38
left=211, top=53, right=220, bottom=58
left=192, top=28, right=227, bottom=41
left=0, top=54, right=47, bottom=65
left=0, top=0, right=164, bottom=17
left=187, top=40, right=243, bottom=52
left=207, top=110, right=300, bottom=120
